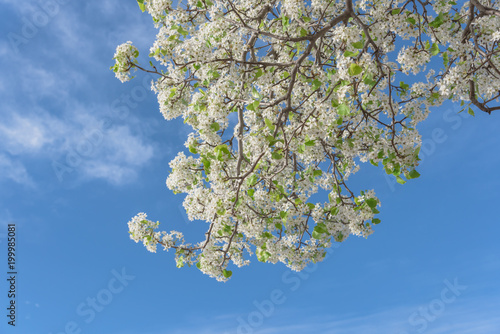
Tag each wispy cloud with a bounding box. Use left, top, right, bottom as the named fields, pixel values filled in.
left=0, top=104, right=156, bottom=185
left=135, top=294, right=500, bottom=334
left=0, top=153, right=35, bottom=187
left=0, top=1, right=160, bottom=187
left=0, top=111, right=63, bottom=155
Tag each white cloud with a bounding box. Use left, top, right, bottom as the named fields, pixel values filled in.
left=76, top=125, right=155, bottom=184
left=0, top=1, right=164, bottom=187
left=0, top=112, right=62, bottom=155
left=150, top=294, right=500, bottom=334
left=0, top=153, right=34, bottom=187
left=0, top=105, right=156, bottom=185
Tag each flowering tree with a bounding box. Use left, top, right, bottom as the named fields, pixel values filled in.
left=112, top=0, right=499, bottom=281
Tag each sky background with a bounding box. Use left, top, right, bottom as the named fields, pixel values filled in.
left=0, top=1, right=499, bottom=334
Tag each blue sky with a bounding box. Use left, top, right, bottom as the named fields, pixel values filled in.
left=1, top=1, right=500, bottom=334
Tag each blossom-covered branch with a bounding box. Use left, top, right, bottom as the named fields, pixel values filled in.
left=113, top=0, right=499, bottom=281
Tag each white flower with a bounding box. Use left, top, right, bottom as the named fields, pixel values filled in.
left=112, top=41, right=139, bottom=83
left=114, top=0, right=499, bottom=280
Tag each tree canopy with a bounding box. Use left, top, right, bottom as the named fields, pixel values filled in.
left=112, top=0, right=499, bottom=281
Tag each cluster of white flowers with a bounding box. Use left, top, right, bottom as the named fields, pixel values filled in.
left=128, top=213, right=186, bottom=253
left=127, top=212, right=161, bottom=252
left=111, top=41, right=139, bottom=83
left=397, top=46, right=431, bottom=75
left=117, top=0, right=500, bottom=281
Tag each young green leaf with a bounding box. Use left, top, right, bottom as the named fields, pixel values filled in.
left=265, top=118, right=275, bottom=132
left=223, top=269, right=232, bottom=278
left=337, top=103, right=349, bottom=116
left=348, top=63, right=363, bottom=76
left=344, top=50, right=359, bottom=58
left=137, top=0, right=146, bottom=12
left=430, top=43, right=440, bottom=56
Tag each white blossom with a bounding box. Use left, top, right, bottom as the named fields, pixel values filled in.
left=115, top=0, right=500, bottom=281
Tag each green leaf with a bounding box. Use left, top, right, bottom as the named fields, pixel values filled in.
left=351, top=41, right=364, bottom=49
left=262, top=231, right=273, bottom=239
left=189, top=144, right=198, bottom=154
left=214, top=144, right=230, bottom=161
left=468, top=108, right=475, bottom=116
left=305, top=139, right=315, bottom=146
left=246, top=174, right=258, bottom=187
left=247, top=189, right=255, bottom=199
left=348, top=63, right=363, bottom=76
left=201, top=157, right=211, bottom=174
left=307, top=203, right=315, bottom=210
left=210, top=122, right=220, bottom=132
left=257, top=249, right=271, bottom=262
left=312, top=230, right=323, bottom=239
left=442, top=52, right=449, bottom=66
left=430, top=43, right=440, bottom=56
left=313, top=169, right=322, bottom=177
left=272, top=152, right=283, bottom=160
left=137, top=0, right=146, bottom=12
left=330, top=207, right=339, bottom=215
left=311, top=79, right=322, bottom=91
left=337, top=103, right=349, bottom=116
left=280, top=211, right=288, bottom=222
left=429, top=13, right=446, bottom=28
left=406, top=17, right=416, bottom=25
left=365, top=198, right=377, bottom=208
left=391, top=8, right=401, bottom=15
left=254, top=68, right=264, bottom=80
left=400, top=81, right=409, bottom=91
left=408, top=170, right=420, bottom=179
left=282, top=15, right=290, bottom=32
left=266, top=135, right=277, bottom=147
left=313, top=224, right=326, bottom=234
left=372, top=218, right=381, bottom=224
left=265, top=118, right=275, bottom=132
left=222, top=269, right=232, bottom=278
left=168, top=87, right=177, bottom=98
left=177, top=26, right=188, bottom=37
left=247, top=100, right=260, bottom=111
left=251, top=87, right=261, bottom=99
left=396, top=176, right=406, bottom=184
left=176, top=257, right=185, bottom=268
left=215, top=144, right=230, bottom=155
left=210, top=71, right=220, bottom=79
left=344, top=50, right=359, bottom=58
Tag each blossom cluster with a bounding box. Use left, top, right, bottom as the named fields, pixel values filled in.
left=111, top=41, right=139, bottom=83
left=115, top=0, right=500, bottom=281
